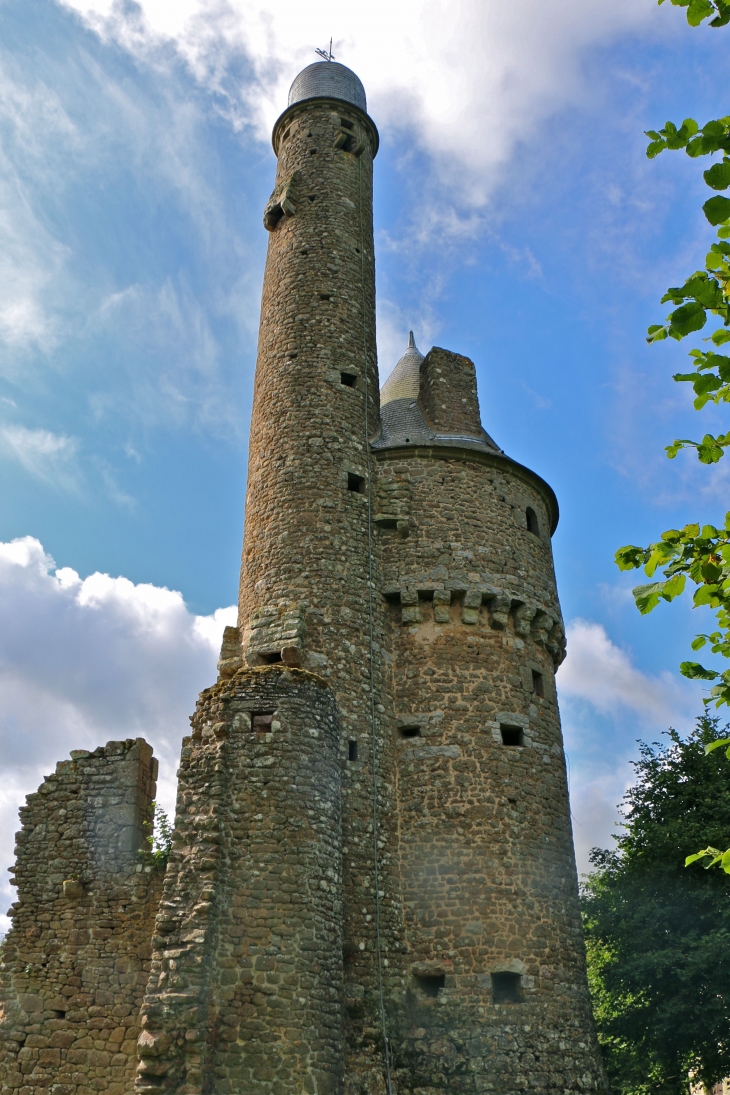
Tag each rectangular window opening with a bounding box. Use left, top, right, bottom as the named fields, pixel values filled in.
left=399, top=725, right=421, bottom=739
left=413, top=973, right=445, bottom=998
left=500, top=724, right=523, bottom=747
left=491, top=971, right=522, bottom=1004
left=251, top=711, right=275, bottom=732
left=260, top=651, right=282, bottom=665
left=340, top=117, right=354, bottom=130
left=347, top=472, right=365, bottom=494
left=320, top=293, right=331, bottom=301
left=348, top=740, right=358, bottom=762
left=532, top=670, right=544, bottom=698
left=341, top=372, right=357, bottom=388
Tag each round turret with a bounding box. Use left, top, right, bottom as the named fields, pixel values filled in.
left=288, top=60, right=367, bottom=112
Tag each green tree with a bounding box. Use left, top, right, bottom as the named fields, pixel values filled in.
left=582, top=715, right=730, bottom=1093
left=615, top=0, right=730, bottom=707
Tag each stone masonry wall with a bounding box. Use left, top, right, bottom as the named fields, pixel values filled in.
left=417, top=348, right=483, bottom=438
left=0, top=739, right=162, bottom=1095
left=136, top=666, right=343, bottom=1095
left=374, top=447, right=606, bottom=1093
left=237, top=96, right=398, bottom=1091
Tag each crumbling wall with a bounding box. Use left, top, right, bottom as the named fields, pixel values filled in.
left=418, top=347, right=483, bottom=437
left=0, top=738, right=163, bottom=1095
left=136, top=665, right=343, bottom=1095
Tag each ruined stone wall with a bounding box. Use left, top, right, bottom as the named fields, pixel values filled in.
left=373, top=447, right=606, bottom=1094
left=136, top=666, right=343, bottom=1095
left=417, top=347, right=483, bottom=438
left=0, top=739, right=162, bottom=1095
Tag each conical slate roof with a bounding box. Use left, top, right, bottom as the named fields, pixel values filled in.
left=380, top=331, right=423, bottom=406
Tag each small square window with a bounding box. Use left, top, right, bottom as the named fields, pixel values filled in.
left=347, top=473, right=365, bottom=493
left=398, top=725, right=421, bottom=739
left=491, top=971, right=522, bottom=1004
left=340, top=372, right=357, bottom=388
left=500, top=724, right=523, bottom=747
left=251, top=712, right=275, bottom=732
left=348, top=740, right=358, bottom=762
left=413, top=973, right=445, bottom=998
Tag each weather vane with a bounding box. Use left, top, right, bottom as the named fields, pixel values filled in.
left=315, top=38, right=335, bottom=62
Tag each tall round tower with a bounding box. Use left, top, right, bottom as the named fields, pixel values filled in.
left=135, top=58, right=607, bottom=1095
left=372, top=337, right=607, bottom=1093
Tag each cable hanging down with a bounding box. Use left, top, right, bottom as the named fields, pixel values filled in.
left=358, top=152, right=394, bottom=1095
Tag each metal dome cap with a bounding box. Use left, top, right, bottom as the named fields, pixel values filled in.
left=288, top=61, right=367, bottom=113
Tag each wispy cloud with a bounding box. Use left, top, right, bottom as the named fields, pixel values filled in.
left=58, top=0, right=663, bottom=209
left=0, top=425, right=81, bottom=490
left=558, top=617, right=694, bottom=724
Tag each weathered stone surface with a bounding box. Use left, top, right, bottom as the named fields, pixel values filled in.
left=0, top=739, right=162, bottom=1095
left=0, top=59, right=606, bottom=1095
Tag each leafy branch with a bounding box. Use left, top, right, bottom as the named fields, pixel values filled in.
left=139, top=802, right=173, bottom=868
left=616, top=520, right=730, bottom=706
left=658, top=0, right=730, bottom=28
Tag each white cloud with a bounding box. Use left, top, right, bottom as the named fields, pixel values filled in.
left=57, top=0, right=663, bottom=207
left=0, top=425, right=81, bottom=490
left=558, top=618, right=698, bottom=873
left=558, top=617, right=694, bottom=724
left=0, top=536, right=235, bottom=933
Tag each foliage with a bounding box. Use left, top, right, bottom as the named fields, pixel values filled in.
left=614, top=3, right=730, bottom=707
left=581, top=716, right=730, bottom=1093
left=140, top=802, right=173, bottom=868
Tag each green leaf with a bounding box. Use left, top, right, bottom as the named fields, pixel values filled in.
left=712, top=329, right=730, bottom=345
left=633, top=582, right=663, bottom=614
left=687, top=0, right=715, bottom=23
left=615, top=545, right=645, bottom=571
left=704, top=161, right=730, bottom=190
left=669, top=301, right=707, bottom=338
left=692, top=635, right=708, bottom=650
left=680, top=661, right=719, bottom=680
left=705, top=736, right=730, bottom=753
left=662, top=572, right=687, bottom=599
left=704, top=195, right=730, bottom=225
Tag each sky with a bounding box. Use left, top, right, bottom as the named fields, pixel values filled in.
left=1, top=0, right=729, bottom=929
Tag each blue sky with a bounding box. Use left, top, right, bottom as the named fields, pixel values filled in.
left=1, top=0, right=728, bottom=921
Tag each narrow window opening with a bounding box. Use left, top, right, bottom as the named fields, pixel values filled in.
left=500, top=724, right=524, bottom=747
left=307, top=131, right=312, bottom=137
left=399, top=725, right=421, bottom=739
left=251, top=711, right=275, bottom=731
left=282, top=127, right=291, bottom=141
left=341, top=372, right=357, bottom=388
left=300, top=249, right=309, bottom=256
left=260, top=651, right=283, bottom=665
left=507, top=797, right=517, bottom=805
left=355, top=246, right=361, bottom=253
left=347, top=473, right=365, bottom=494
left=320, top=293, right=331, bottom=301
left=413, top=973, right=445, bottom=998
left=308, top=195, right=316, bottom=202
left=348, top=740, right=358, bottom=762
left=340, top=117, right=354, bottom=131
left=405, top=437, right=410, bottom=443
left=526, top=507, right=539, bottom=536
left=491, top=972, right=522, bottom=1004
left=532, top=670, right=544, bottom=698
left=52, top=1010, right=66, bottom=1019
left=310, top=148, right=317, bottom=155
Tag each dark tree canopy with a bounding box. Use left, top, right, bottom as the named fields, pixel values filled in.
left=581, top=716, right=730, bottom=1094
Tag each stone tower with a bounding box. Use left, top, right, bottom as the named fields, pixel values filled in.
left=0, top=58, right=608, bottom=1095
